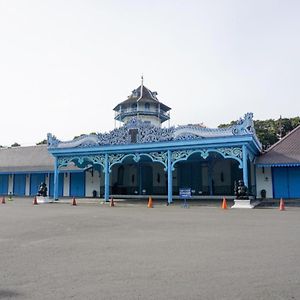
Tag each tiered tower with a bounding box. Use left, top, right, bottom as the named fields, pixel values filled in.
left=113, top=78, right=171, bottom=127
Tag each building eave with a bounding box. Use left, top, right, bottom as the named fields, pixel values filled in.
left=256, top=163, right=300, bottom=168
left=49, top=135, right=259, bottom=156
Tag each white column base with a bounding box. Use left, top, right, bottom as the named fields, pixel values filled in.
left=36, top=196, right=53, bottom=204
left=231, top=199, right=254, bottom=209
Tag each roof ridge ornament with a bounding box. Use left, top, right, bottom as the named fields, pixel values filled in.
left=231, top=112, right=255, bottom=135
left=48, top=113, right=260, bottom=149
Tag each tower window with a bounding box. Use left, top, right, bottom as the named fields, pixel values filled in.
left=145, top=103, right=150, bottom=110
left=129, top=129, right=138, bottom=143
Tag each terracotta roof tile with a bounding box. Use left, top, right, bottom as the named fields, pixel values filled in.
left=256, top=125, right=300, bottom=165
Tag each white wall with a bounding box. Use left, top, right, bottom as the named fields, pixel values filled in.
left=256, top=167, right=273, bottom=198
left=45, top=173, right=50, bottom=190
left=25, top=174, right=30, bottom=196
left=85, top=170, right=101, bottom=197
left=8, top=175, right=13, bottom=194
left=63, top=173, right=70, bottom=197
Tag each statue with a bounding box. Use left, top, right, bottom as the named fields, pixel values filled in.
left=234, top=180, right=248, bottom=199
left=37, top=182, right=48, bottom=197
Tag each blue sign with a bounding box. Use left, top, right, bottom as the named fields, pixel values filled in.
left=179, top=188, right=192, bottom=199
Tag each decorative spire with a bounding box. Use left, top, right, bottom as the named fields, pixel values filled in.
left=138, top=74, right=144, bottom=101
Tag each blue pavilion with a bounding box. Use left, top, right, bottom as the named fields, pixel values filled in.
left=47, top=80, right=262, bottom=203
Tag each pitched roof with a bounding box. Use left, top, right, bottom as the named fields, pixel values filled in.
left=256, top=125, right=300, bottom=166
left=113, top=85, right=171, bottom=111
left=0, top=145, right=54, bottom=172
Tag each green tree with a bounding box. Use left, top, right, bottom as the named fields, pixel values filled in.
left=11, top=142, right=21, bottom=147
left=73, top=134, right=86, bottom=140
left=36, top=139, right=47, bottom=145
left=218, top=116, right=300, bottom=150
left=254, top=119, right=278, bottom=149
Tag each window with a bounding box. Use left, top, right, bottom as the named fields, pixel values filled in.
left=145, top=103, right=150, bottom=110
left=129, top=129, right=138, bottom=143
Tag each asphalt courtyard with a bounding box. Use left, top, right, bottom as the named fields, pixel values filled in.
left=0, top=198, right=299, bottom=300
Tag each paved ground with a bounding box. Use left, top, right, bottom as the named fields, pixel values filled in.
left=0, top=198, right=299, bottom=300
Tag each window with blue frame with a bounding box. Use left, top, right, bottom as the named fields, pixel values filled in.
left=131, top=103, right=137, bottom=111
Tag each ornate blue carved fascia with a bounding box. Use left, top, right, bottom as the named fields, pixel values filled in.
left=216, top=147, right=242, bottom=160
left=216, top=147, right=243, bottom=164
left=171, top=150, right=194, bottom=170
left=57, top=156, right=74, bottom=168
left=89, top=155, right=106, bottom=166
left=48, top=113, right=257, bottom=149
left=148, top=152, right=168, bottom=170
left=171, top=147, right=243, bottom=168
left=57, top=155, right=106, bottom=169
left=108, top=154, right=127, bottom=169
left=172, top=150, right=194, bottom=162
left=108, top=151, right=168, bottom=171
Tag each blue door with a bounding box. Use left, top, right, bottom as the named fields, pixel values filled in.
left=273, top=167, right=300, bottom=198
left=288, top=168, right=300, bottom=198
left=0, top=175, right=9, bottom=195
left=49, top=173, right=64, bottom=197
left=70, top=172, right=85, bottom=197
left=13, top=174, right=26, bottom=196
left=273, top=168, right=289, bottom=198
left=30, top=173, right=46, bottom=196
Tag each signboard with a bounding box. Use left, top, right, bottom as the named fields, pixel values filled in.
left=179, top=188, right=192, bottom=199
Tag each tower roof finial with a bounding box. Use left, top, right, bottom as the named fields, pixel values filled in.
left=141, top=74, right=144, bottom=87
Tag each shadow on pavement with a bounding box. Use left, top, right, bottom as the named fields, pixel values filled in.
left=0, top=290, right=22, bottom=299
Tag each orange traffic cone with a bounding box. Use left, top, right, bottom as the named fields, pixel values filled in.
left=2, top=197, right=5, bottom=204
left=33, top=196, right=38, bottom=205
left=110, top=197, right=115, bottom=207
left=279, top=198, right=285, bottom=211
left=147, top=196, right=153, bottom=208
left=72, top=197, right=77, bottom=206
left=221, top=197, right=227, bottom=209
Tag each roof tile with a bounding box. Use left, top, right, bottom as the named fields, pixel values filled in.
left=256, top=125, right=300, bottom=165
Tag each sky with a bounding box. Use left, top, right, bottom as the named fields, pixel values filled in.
left=0, top=0, right=299, bottom=146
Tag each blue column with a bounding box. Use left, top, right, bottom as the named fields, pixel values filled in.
left=167, top=150, right=173, bottom=204
left=138, top=163, right=142, bottom=195
left=208, top=160, right=213, bottom=195
left=253, top=164, right=257, bottom=197
left=242, top=145, right=248, bottom=187
left=104, top=153, right=110, bottom=202
left=53, top=157, right=59, bottom=200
